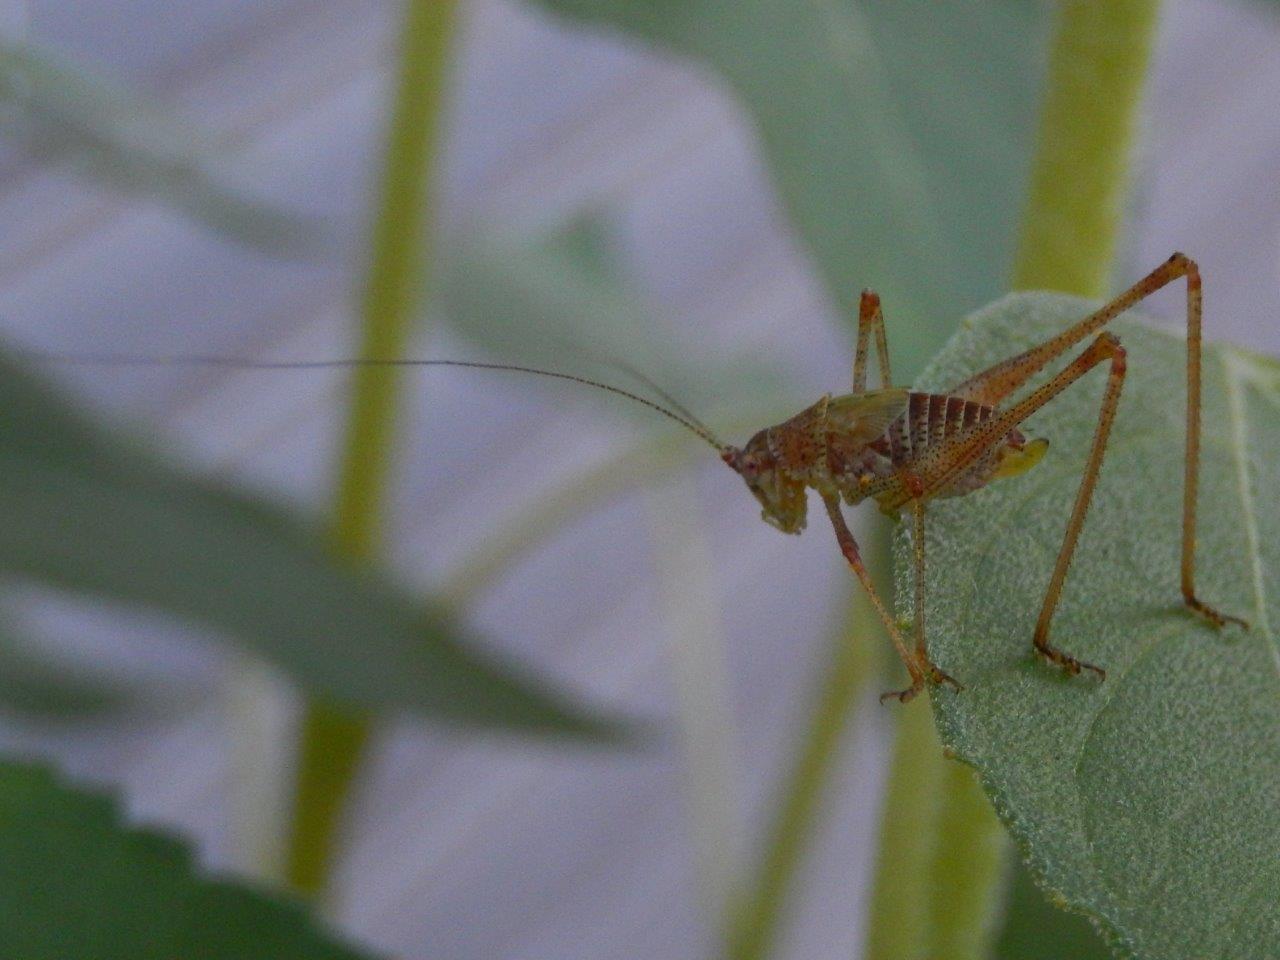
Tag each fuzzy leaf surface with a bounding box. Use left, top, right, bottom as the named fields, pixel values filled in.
left=897, top=293, right=1280, bottom=959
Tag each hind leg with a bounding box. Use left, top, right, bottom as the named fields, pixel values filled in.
left=948, top=254, right=1246, bottom=632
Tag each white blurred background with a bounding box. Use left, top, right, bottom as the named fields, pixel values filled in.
left=0, top=0, right=1276, bottom=957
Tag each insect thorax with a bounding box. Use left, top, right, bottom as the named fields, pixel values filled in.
left=736, top=389, right=1044, bottom=525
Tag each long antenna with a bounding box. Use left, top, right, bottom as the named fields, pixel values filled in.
left=579, top=349, right=719, bottom=445
left=16, top=350, right=728, bottom=452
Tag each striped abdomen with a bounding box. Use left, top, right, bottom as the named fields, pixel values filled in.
left=884, top=391, right=1005, bottom=467
left=842, top=391, right=1026, bottom=505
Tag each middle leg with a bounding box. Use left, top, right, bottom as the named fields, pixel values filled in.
left=909, top=495, right=962, bottom=695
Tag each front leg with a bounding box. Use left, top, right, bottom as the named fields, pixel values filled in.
left=822, top=493, right=958, bottom=703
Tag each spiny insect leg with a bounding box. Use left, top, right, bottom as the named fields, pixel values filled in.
left=949, top=254, right=1193, bottom=407
left=947, top=253, right=1246, bottom=632
left=917, top=333, right=1129, bottom=679
left=1176, top=258, right=1249, bottom=630
left=853, top=290, right=893, bottom=391
left=910, top=497, right=961, bottom=695
left=1028, top=334, right=1128, bottom=680
left=822, top=494, right=949, bottom=703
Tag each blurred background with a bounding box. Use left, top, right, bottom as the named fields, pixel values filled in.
left=0, top=0, right=1276, bottom=957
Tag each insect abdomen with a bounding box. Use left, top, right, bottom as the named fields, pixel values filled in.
left=830, top=391, right=1021, bottom=507
left=903, top=391, right=993, bottom=465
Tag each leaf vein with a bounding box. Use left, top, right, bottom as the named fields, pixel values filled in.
left=1221, top=353, right=1274, bottom=658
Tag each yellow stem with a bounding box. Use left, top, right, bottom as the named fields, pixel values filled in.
left=285, top=0, right=459, bottom=897
left=864, top=700, right=948, bottom=960
left=723, top=524, right=887, bottom=960
left=1014, top=0, right=1162, bottom=298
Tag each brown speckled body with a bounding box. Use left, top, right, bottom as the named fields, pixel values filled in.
left=833, top=390, right=1028, bottom=508
left=738, top=388, right=1032, bottom=531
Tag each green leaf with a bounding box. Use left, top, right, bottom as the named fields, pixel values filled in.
left=0, top=41, right=317, bottom=253
left=527, top=0, right=1047, bottom=379
left=0, top=350, right=623, bottom=739
left=898, top=293, right=1280, bottom=959
left=0, top=760, right=375, bottom=959
left=996, top=859, right=1111, bottom=960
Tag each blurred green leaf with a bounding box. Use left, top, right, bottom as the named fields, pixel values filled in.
left=440, top=223, right=799, bottom=425
left=527, top=0, right=1047, bottom=381
left=0, top=41, right=317, bottom=253
left=0, top=760, right=375, bottom=959
left=0, top=350, right=624, bottom=739
left=996, top=859, right=1111, bottom=960
left=0, top=612, right=128, bottom=717
left=899, top=294, right=1280, bottom=959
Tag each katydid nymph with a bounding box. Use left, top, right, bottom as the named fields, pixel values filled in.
left=718, top=252, right=1247, bottom=701
left=31, top=253, right=1246, bottom=703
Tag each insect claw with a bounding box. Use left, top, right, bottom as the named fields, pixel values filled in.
left=879, top=683, right=921, bottom=705
left=1078, top=660, right=1106, bottom=681
left=1184, top=595, right=1249, bottom=631
left=1035, top=643, right=1106, bottom=681
left=930, top=667, right=963, bottom=693
left=879, top=662, right=961, bottom=704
